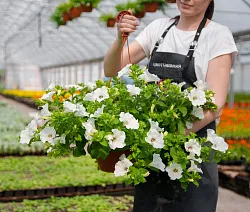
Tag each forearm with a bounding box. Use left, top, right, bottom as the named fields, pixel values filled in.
left=185, top=107, right=223, bottom=135
left=104, top=37, right=123, bottom=77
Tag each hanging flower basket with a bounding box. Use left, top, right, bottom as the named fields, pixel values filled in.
left=81, top=3, right=93, bottom=12
left=144, top=2, right=159, bottom=12
left=97, top=149, right=131, bottom=172
left=134, top=10, right=146, bottom=18
left=62, top=12, right=72, bottom=23
left=166, top=0, right=176, bottom=3
left=20, top=64, right=229, bottom=189
left=69, top=6, right=82, bottom=19
left=107, top=18, right=116, bottom=27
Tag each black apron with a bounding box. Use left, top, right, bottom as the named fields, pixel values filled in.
left=133, top=16, right=218, bottom=212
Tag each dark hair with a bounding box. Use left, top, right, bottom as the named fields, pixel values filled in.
left=205, top=0, right=214, bottom=20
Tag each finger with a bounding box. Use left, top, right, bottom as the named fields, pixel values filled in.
left=122, top=14, right=137, bottom=21
left=119, top=27, right=136, bottom=34
left=119, top=23, right=137, bottom=31
left=120, top=19, right=138, bottom=27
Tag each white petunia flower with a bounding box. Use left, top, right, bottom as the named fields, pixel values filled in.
left=20, top=129, right=33, bottom=144
left=27, top=120, right=37, bottom=132
left=185, top=121, right=193, bottom=130
left=126, top=84, right=141, bottom=96
left=47, top=82, right=56, bottom=91
left=70, top=143, right=76, bottom=148
left=192, top=106, right=204, bottom=119
left=148, top=119, right=164, bottom=132
left=114, top=154, right=133, bottom=177
left=149, top=153, right=166, bottom=172
left=85, top=82, right=96, bottom=90
left=172, top=82, right=186, bottom=90
left=75, top=104, right=89, bottom=117
left=119, top=112, right=139, bottom=129
left=194, top=80, right=210, bottom=91
left=41, top=91, right=55, bottom=101
left=207, top=129, right=228, bottom=153
left=47, top=147, right=53, bottom=153
left=105, top=129, right=126, bottom=150
left=40, top=103, right=51, bottom=117
left=145, top=129, right=164, bottom=149
left=188, top=160, right=203, bottom=173
left=188, top=88, right=206, bottom=106
left=83, top=92, right=95, bottom=101
left=211, top=137, right=228, bottom=153
left=138, top=69, right=160, bottom=83
left=65, top=84, right=84, bottom=90
left=118, top=63, right=132, bottom=77
left=90, top=105, right=105, bottom=118
left=82, top=118, right=97, bottom=140
left=165, top=162, right=183, bottom=180
left=207, top=129, right=216, bottom=141
left=40, top=127, right=57, bottom=144
left=63, top=101, right=77, bottom=112
left=59, top=133, right=66, bottom=144
left=93, top=86, right=109, bottom=102
left=185, top=139, right=201, bottom=156
left=187, top=153, right=202, bottom=163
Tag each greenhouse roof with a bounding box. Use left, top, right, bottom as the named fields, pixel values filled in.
left=0, top=0, right=250, bottom=68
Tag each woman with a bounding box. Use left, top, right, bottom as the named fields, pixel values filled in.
left=104, top=0, right=237, bottom=211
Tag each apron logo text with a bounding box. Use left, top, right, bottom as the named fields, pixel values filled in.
left=152, top=63, right=182, bottom=69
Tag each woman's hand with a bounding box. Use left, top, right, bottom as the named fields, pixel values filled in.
left=117, top=14, right=139, bottom=40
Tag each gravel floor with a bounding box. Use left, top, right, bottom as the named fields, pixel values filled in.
left=1, top=94, right=250, bottom=211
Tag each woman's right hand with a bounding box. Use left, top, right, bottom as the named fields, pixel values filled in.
left=117, top=14, right=139, bottom=40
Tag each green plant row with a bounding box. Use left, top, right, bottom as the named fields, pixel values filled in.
left=0, top=156, right=125, bottom=191
left=221, top=145, right=250, bottom=164
left=0, top=101, right=45, bottom=155
left=226, top=92, right=250, bottom=103
left=217, top=127, right=250, bottom=139
left=0, top=195, right=133, bottom=212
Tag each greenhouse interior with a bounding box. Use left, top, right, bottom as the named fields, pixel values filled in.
left=0, top=0, right=250, bottom=211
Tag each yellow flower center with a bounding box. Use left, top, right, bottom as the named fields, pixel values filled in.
left=173, top=168, right=178, bottom=173
left=151, top=138, right=156, bottom=142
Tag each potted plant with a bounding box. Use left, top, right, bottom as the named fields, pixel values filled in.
left=50, top=3, right=71, bottom=27
left=20, top=64, right=229, bottom=190
left=140, top=0, right=166, bottom=12
left=99, top=13, right=116, bottom=27
left=166, top=0, right=176, bottom=3
left=69, top=0, right=83, bottom=19
left=116, top=1, right=146, bottom=19
left=80, top=0, right=100, bottom=12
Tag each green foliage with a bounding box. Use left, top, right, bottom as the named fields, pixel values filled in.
left=99, top=13, right=116, bottom=23
left=50, top=2, right=71, bottom=27
left=0, top=156, right=126, bottom=191
left=227, top=92, right=250, bottom=103
left=116, top=1, right=145, bottom=14
left=80, top=0, right=100, bottom=7
left=0, top=195, right=134, bottom=212
left=221, top=145, right=250, bottom=164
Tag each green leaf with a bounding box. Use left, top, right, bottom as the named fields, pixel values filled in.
left=178, top=121, right=185, bottom=135
left=74, top=134, right=82, bottom=142
left=73, top=147, right=85, bottom=157
left=179, top=107, right=187, bottom=117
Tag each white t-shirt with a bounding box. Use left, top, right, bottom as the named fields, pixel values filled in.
left=135, top=18, right=238, bottom=82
